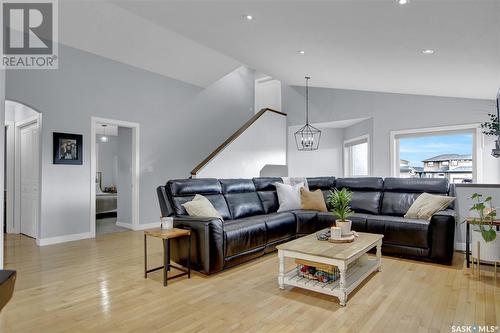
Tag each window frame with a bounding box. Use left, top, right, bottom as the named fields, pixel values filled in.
left=343, top=134, right=371, bottom=177
left=390, top=124, right=482, bottom=183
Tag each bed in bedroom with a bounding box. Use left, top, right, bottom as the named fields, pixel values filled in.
left=96, top=172, right=117, bottom=215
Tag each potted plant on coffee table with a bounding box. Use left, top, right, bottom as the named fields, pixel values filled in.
left=328, top=188, right=354, bottom=236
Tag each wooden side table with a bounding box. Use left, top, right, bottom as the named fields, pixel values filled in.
left=465, top=218, right=500, bottom=268
left=144, top=228, right=191, bottom=286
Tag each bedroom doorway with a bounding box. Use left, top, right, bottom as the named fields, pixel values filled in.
left=91, top=117, right=140, bottom=236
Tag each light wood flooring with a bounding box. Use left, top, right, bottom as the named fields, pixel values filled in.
left=1, top=232, right=498, bottom=333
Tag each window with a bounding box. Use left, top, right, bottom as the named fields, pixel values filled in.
left=344, top=136, right=369, bottom=177
left=393, top=130, right=475, bottom=184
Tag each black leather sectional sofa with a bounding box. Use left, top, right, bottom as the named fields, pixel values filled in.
left=157, top=177, right=456, bottom=275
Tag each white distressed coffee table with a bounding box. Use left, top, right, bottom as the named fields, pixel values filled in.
left=277, top=231, right=383, bottom=306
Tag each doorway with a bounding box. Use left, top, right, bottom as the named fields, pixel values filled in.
left=90, top=117, right=139, bottom=236
left=4, top=100, right=41, bottom=239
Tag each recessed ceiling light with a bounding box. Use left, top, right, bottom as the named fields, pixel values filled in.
left=422, top=49, right=435, bottom=55
left=244, top=14, right=253, bottom=21
left=298, top=50, right=305, bottom=55
left=398, top=0, right=408, bottom=5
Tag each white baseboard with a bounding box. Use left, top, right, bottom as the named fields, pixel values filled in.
left=116, top=221, right=160, bottom=231
left=36, top=232, right=92, bottom=246
left=455, top=242, right=466, bottom=252
left=115, top=221, right=134, bottom=230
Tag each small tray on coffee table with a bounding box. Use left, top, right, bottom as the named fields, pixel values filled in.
left=328, top=234, right=356, bottom=243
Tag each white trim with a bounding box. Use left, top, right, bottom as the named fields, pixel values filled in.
left=390, top=123, right=482, bottom=182
left=116, top=221, right=160, bottom=231
left=36, top=232, right=92, bottom=246
left=91, top=117, right=140, bottom=238
left=343, top=134, right=371, bottom=177
left=4, top=121, right=15, bottom=234
left=455, top=242, right=465, bottom=252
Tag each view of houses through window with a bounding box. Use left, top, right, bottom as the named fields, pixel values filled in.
left=398, top=132, right=474, bottom=183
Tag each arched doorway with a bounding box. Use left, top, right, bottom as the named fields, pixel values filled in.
left=4, top=100, right=42, bottom=239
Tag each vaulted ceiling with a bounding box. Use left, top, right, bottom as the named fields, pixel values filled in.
left=61, top=1, right=500, bottom=99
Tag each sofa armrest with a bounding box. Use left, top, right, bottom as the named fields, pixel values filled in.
left=429, top=210, right=456, bottom=264
left=172, top=216, right=224, bottom=274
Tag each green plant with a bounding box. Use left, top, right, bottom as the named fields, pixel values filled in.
left=327, top=188, right=353, bottom=222
left=480, top=113, right=499, bottom=137
left=465, top=193, right=497, bottom=242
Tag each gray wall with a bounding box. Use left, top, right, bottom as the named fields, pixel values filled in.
left=96, top=135, right=118, bottom=188
left=0, top=70, right=5, bottom=267
left=6, top=44, right=255, bottom=239
left=288, top=127, right=344, bottom=177
left=283, top=84, right=497, bottom=178
left=116, top=127, right=132, bottom=224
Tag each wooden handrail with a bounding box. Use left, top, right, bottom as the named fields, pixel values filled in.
left=190, top=108, right=287, bottom=176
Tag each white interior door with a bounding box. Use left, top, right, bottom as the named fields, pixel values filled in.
left=20, top=122, right=39, bottom=238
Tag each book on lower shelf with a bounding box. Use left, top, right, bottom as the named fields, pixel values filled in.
left=295, top=259, right=339, bottom=283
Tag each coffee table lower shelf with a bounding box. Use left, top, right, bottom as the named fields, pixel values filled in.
left=283, top=258, right=379, bottom=300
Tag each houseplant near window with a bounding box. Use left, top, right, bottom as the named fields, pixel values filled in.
left=466, top=193, right=500, bottom=264
left=328, top=188, right=354, bottom=235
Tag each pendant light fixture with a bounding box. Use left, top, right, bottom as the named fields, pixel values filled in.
left=100, top=124, right=109, bottom=143
left=294, top=76, right=321, bottom=151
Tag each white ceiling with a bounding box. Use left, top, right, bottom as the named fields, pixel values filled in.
left=114, top=0, right=500, bottom=99
left=58, top=1, right=241, bottom=87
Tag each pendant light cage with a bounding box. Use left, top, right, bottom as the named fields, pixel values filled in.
left=294, top=76, right=321, bottom=151
left=294, top=123, right=321, bottom=151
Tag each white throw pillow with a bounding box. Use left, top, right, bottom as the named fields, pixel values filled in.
left=274, top=182, right=305, bottom=212
left=182, top=194, right=223, bottom=220
left=404, top=192, right=455, bottom=220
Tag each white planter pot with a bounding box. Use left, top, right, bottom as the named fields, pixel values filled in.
left=471, top=229, right=500, bottom=263
left=335, top=220, right=352, bottom=236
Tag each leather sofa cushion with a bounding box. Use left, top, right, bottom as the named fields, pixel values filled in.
left=383, top=177, right=449, bottom=194
left=253, top=177, right=282, bottom=214
left=336, top=177, right=383, bottom=190
left=223, top=216, right=267, bottom=257
left=307, top=177, right=336, bottom=190
left=292, top=210, right=319, bottom=234
left=220, top=179, right=264, bottom=219
left=252, top=177, right=283, bottom=191
left=315, top=212, right=368, bottom=232
left=380, top=192, right=420, bottom=216
left=307, top=177, right=336, bottom=204
left=349, top=213, right=371, bottom=232
left=350, top=191, right=382, bottom=215
left=171, top=194, right=232, bottom=220
left=257, top=191, right=279, bottom=214
left=366, top=215, right=430, bottom=248
left=167, top=178, right=221, bottom=195
left=225, top=192, right=265, bottom=219
left=220, top=179, right=256, bottom=193
left=336, top=177, right=383, bottom=214
left=264, top=213, right=296, bottom=242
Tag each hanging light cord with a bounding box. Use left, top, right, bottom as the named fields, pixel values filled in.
left=305, top=76, right=310, bottom=125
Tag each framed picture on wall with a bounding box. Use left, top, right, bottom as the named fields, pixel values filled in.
left=53, top=132, right=83, bottom=165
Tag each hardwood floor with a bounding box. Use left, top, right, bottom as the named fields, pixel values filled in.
left=1, top=232, right=498, bottom=333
